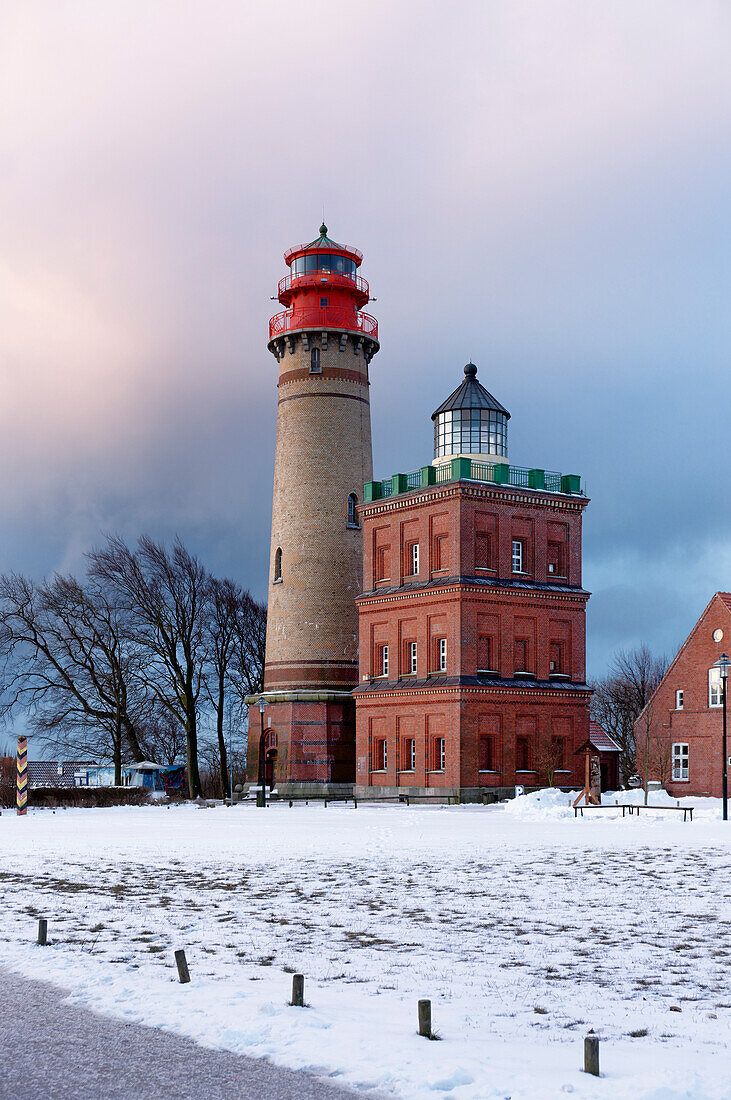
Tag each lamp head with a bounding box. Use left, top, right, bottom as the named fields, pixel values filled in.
left=258, top=698, right=266, bottom=715
left=719, top=653, right=729, bottom=679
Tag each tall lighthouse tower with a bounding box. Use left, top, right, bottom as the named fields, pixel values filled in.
left=249, top=226, right=380, bottom=795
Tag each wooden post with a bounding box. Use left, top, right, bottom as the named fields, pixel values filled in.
left=584, top=1034, right=600, bottom=1076
left=291, top=973, right=304, bottom=1007
left=174, top=949, right=190, bottom=984
left=16, top=736, right=28, bottom=816
left=418, top=999, right=432, bottom=1038
left=37, top=919, right=47, bottom=946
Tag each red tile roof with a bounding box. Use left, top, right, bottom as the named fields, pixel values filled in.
left=588, top=720, right=620, bottom=752
left=717, top=592, right=731, bottom=613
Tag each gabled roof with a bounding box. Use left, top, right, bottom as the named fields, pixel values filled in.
left=633, top=591, right=731, bottom=729
left=588, top=720, right=620, bottom=752
left=718, top=592, right=731, bottom=613
left=431, top=363, right=510, bottom=420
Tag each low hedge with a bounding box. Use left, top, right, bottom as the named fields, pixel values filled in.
left=18, top=786, right=152, bottom=809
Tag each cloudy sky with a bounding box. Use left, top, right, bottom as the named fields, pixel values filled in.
left=2, top=0, right=730, bottom=678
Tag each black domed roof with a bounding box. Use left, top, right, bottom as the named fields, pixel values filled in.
left=431, top=363, right=510, bottom=421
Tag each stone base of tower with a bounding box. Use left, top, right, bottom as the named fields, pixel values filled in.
left=246, top=690, right=356, bottom=795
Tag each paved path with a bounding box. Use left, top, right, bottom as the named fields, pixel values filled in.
left=0, top=966, right=357, bottom=1099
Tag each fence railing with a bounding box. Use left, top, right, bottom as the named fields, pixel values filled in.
left=277, top=272, right=369, bottom=298
left=269, top=308, right=378, bottom=340
left=364, top=459, right=583, bottom=502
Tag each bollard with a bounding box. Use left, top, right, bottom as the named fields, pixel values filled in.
left=418, top=999, right=432, bottom=1038
left=174, top=949, right=191, bottom=984
left=291, top=973, right=305, bottom=1007
left=37, top=919, right=48, bottom=946
left=584, top=1034, right=600, bottom=1076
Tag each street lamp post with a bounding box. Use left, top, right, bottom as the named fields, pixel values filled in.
left=257, top=698, right=267, bottom=809
left=718, top=653, right=728, bottom=822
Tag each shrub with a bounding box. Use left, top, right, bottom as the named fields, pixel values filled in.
left=22, top=786, right=152, bottom=809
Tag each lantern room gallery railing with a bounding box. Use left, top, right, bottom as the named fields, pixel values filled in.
left=269, top=308, right=379, bottom=341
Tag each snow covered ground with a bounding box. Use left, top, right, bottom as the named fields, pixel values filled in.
left=0, top=792, right=728, bottom=1099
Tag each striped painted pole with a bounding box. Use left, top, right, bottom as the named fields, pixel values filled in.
left=16, top=736, right=28, bottom=816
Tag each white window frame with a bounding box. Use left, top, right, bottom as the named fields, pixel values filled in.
left=407, top=738, right=416, bottom=771
left=438, top=637, right=447, bottom=672
left=436, top=737, right=446, bottom=771
left=410, top=542, right=419, bottom=576
left=675, top=689, right=684, bottom=710
left=380, top=645, right=389, bottom=678
left=409, top=641, right=418, bottom=675
left=381, top=739, right=387, bottom=770
left=671, top=742, right=689, bottom=781
left=512, top=539, right=524, bottom=573
left=709, top=667, right=722, bottom=708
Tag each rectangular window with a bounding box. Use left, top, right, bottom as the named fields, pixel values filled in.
left=438, top=638, right=447, bottom=672
left=310, top=347, right=321, bottom=374
left=479, top=736, right=494, bottom=771
left=512, top=539, right=524, bottom=573
left=405, top=738, right=416, bottom=771
left=434, top=737, right=446, bottom=771
left=320, top=297, right=328, bottom=308
left=672, top=742, right=689, bottom=781
left=675, top=689, right=684, bottom=710
left=549, top=642, right=563, bottom=675
left=547, top=541, right=565, bottom=577
left=514, top=638, right=529, bottom=674
left=405, top=542, right=419, bottom=577
left=709, top=668, right=722, bottom=708
left=409, top=641, right=418, bottom=675
left=379, top=645, right=389, bottom=677
left=374, top=738, right=387, bottom=771
left=516, top=735, right=532, bottom=771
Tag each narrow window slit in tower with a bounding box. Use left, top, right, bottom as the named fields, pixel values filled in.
left=310, top=347, right=321, bottom=374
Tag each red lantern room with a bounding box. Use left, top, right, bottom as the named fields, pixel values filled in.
left=269, top=223, right=378, bottom=346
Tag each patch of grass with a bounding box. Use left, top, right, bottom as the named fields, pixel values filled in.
left=533, top=1006, right=548, bottom=1015
left=629, top=1029, right=648, bottom=1038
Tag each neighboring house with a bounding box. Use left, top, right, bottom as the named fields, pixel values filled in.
left=634, top=592, right=731, bottom=797
left=27, top=761, right=94, bottom=788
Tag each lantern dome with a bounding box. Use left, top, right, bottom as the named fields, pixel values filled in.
left=432, top=362, right=510, bottom=462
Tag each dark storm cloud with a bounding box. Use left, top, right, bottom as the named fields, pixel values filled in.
left=1, top=0, right=730, bottom=677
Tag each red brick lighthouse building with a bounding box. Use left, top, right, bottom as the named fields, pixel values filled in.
left=248, top=226, right=379, bottom=794
left=353, top=363, right=591, bottom=799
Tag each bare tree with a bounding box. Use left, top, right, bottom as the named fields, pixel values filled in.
left=536, top=736, right=565, bottom=787
left=230, top=594, right=266, bottom=702
left=89, top=536, right=210, bottom=798
left=590, top=644, right=669, bottom=786
left=204, top=577, right=243, bottom=798
left=0, top=572, right=147, bottom=782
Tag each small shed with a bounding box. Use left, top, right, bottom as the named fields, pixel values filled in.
left=588, top=720, right=621, bottom=791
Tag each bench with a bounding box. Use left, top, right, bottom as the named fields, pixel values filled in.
left=625, top=803, right=694, bottom=822
left=574, top=804, right=632, bottom=818
left=574, top=803, right=694, bottom=822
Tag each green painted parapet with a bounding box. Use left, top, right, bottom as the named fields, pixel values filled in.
left=528, top=468, right=545, bottom=490
left=391, top=473, right=409, bottom=495
left=560, top=474, right=581, bottom=494
left=493, top=463, right=510, bottom=484
left=420, top=465, right=437, bottom=487
left=450, top=457, right=472, bottom=481
left=364, top=481, right=382, bottom=502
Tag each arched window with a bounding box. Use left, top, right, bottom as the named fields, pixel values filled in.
left=347, top=493, right=359, bottom=527
left=274, top=547, right=282, bottom=582
left=310, top=347, right=321, bottom=374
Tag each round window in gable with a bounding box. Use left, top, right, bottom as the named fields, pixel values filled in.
left=713, top=628, right=723, bottom=642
